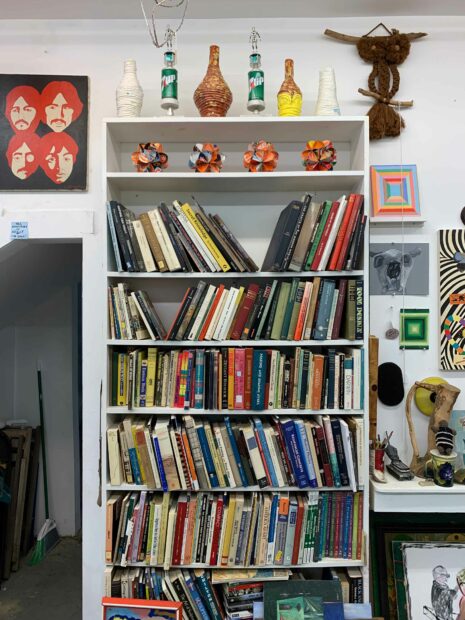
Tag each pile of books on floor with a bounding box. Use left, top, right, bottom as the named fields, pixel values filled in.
left=107, top=415, right=363, bottom=491
left=106, top=490, right=364, bottom=568
left=107, top=200, right=258, bottom=273
left=109, top=346, right=364, bottom=411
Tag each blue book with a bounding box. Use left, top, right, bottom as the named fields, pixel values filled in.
left=324, top=602, right=344, bottom=620
left=194, top=349, right=205, bottom=409
left=280, top=419, right=310, bottom=488
left=111, top=291, right=121, bottom=339
left=314, top=279, right=336, bottom=340
left=330, top=419, right=350, bottom=487
left=267, top=493, right=279, bottom=561
left=360, top=348, right=365, bottom=409
left=196, top=426, right=219, bottom=487
left=183, top=572, right=211, bottom=620
left=251, top=350, right=267, bottom=410
left=127, top=447, right=142, bottom=485
left=327, top=348, right=336, bottom=409
left=253, top=417, right=278, bottom=486
left=194, top=572, right=223, bottom=620
left=224, top=416, right=248, bottom=487
left=235, top=509, right=249, bottom=565
left=316, top=493, right=329, bottom=561
left=151, top=435, right=168, bottom=492
left=139, top=361, right=147, bottom=406
left=106, top=201, right=123, bottom=272
left=294, top=419, right=318, bottom=488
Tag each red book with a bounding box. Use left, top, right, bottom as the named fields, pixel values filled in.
left=294, top=282, right=312, bottom=341
left=230, top=283, right=260, bottom=340
left=310, top=201, right=340, bottom=271
left=198, top=284, right=225, bottom=341
left=335, top=195, right=364, bottom=271
left=174, top=351, right=187, bottom=408
left=311, top=355, right=325, bottom=410
left=327, top=194, right=356, bottom=271
left=253, top=425, right=272, bottom=486
left=244, top=348, right=254, bottom=410
left=272, top=418, right=295, bottom=486
left=348, top=492, right=354, bottom=559
left=315, top=425, right=334, bottom=486
left=331, top=279, right=348, bottom=339
left=234, top=348, right=246, bottom=409
left=334, top=493, right=343, bottom=558
left=209, top=494, right=225, bottom=565
left=171, top=496, right=188, bottom=565
left=291, top=496, right=305, bottom=564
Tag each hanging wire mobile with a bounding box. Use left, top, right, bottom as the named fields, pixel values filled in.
left=139, top=0, right=189, bottom=48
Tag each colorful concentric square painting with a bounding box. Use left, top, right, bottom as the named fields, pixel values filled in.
left=400, top=309, right=429, bottom=349
left=371, top=164, right=420, bottom=217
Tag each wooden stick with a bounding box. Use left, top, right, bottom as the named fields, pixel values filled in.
left=324, top=29, right=359, bottom=43
left=368, top=335, right=379, bottom=444
left=358, top=88, right=414, bottom=107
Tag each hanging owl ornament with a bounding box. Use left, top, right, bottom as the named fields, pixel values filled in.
left=324, top=25, right=427, bottom=140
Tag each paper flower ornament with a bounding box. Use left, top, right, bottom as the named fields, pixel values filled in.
left=301, top=140, right=337, bottom=171
left=189, top=143, right=225, bottom=173
left=243, top=140, right=279, bottom=172
left=131, top=142, right=168, bottom=172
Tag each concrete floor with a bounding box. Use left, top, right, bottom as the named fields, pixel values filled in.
left=0, top=537, right=82, bottom=620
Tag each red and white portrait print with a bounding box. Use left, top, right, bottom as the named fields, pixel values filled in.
left=40, top=132, right=79, bottom=184
left=6, top=132, right=41, bottom=180
left=5, top=85, right=41, bottom=133
left=41, top=81, right=83, bottom=133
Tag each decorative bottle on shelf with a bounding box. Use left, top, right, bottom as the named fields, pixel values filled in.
left=161, top=50, right=179, bottom=115
left=277, top=58, right=302, bottom=117
left=315, top=67, right=341, bottom=116
left=116, top=59, right=144, bottom=118
left=194, top=45, right=233, bottom=117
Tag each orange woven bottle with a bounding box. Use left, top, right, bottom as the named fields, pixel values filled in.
left=194, top=45, right=233, bottom=117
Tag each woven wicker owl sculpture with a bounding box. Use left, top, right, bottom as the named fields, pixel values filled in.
left=325, top=26, right=427, bottom=140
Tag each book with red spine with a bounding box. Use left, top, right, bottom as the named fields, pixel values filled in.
left=335, top=195, right=364, bottom=271
left=230, top=283, right=260, bottom=340
left=198, top=284, right=225, bottom=341
left=310, top=201, right=340, bottom=271
left=209, top=493, right=225, bottom=565
left=327, top=194, right=356, bottom=271
left=271, top=418, right=295, bottom=486
left=234, top=348, right=246, bottom=409
left=331, top=279, right=348, bottom=339
left=334, top=492, right=343, bottom=558
left=227, top=348, right=235, bottom=409
left=244, top=347, right=254, bottom=410
left=173, top=351, right=187, bottom=408
left=171, top=494, right=188, bottom=565
left=311, top=355, right=325, bottom=410
left=291, top=495, right=305, bottom=564
left=294, top=281, right=312, bottom=341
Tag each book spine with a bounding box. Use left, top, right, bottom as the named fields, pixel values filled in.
left=310, top=201, right=339, bottom=271
left=196, top=426, right=219, bottom=487
left=355, top=279, right=364, bottom=340
left=251, top=350, right=267, bottom=410
left=281, top=420, right=309, bottom=488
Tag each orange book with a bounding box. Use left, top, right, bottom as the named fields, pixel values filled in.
left=198, top=284, right=225, bottom=341
left=181, top=429, right=199, bottom=490
left=182, top=494, right=198, bottom=564
left=227, top=348, right=235, bottom=409
left=105, top=498, right=115, bottom=563
left=294, top=281, right=312, bottom=341
left=244, top=348, right=254, bottom=410
left=311, top=354, right=325, bottom=410
left=327, top=194, right=356, bottom=271
left=303, top=278, right=321, bottom=340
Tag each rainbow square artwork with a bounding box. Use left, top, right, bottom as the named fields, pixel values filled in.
left=370, top=164, right=420, bottom=217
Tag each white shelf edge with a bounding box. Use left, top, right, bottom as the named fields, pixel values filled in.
left=103, top=115, right=369, bottom=124
left=370, top=216, right=426, bottom=227
left=107, top=170, right=364, bottom=179
left=106, top=484, right=363, bottom=492
left=107, top=407, right=363, bottom=416
left=106, top=560, right=364, bottom=569
left=107, top=270, right=364, bottom=279
left=107, top=339, right=364, bottom=347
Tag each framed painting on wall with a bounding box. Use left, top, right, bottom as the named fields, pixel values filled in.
left=370, top=164, right=420, bottom=217
left=0, top=74, right=88, bottom=190
left=102, top=597, right=182, bottom=620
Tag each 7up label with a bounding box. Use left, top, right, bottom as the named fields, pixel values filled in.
left=161, top=68, right=178, bottom=101
left=248, top=70, right=264, bottom=102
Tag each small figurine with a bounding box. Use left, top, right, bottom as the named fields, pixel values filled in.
left=432, top=423, right=456, bottom=456
left=384, top=434, right=414, bottom=480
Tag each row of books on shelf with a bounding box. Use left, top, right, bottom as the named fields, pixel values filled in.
left=107, top=199, right=258, bottom=274
left=110, top=346, right=364, bottom=411
left=108, top=277, right=364, bottom=343
left=107, top=193, right=366, bottom=275
left=104, top=568, right=364, bottom=619
left=106, top=490, right=364, bottom=569
left=107, top=414, right=363, bottom=491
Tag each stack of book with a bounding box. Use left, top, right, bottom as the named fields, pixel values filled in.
left=107, top=415, right=363, bottom=491
left=105, top=489, right=364, bottom=568
left=162, top=277, right=363, bottom=343
left=262, top=194, right=366, bottom=272
left=107, top=200, right=258, bottom=273
left=221, top=580, right=264, bottom=620
left=109, top=346, right=364, bottom=411
left=108, top=283, right=166, bottom=340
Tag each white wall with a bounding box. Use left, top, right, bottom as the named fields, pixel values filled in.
left=1, top=15, right=464, bottom=618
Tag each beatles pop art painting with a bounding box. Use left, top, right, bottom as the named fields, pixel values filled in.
left=0, top=74, right=88, bottom=190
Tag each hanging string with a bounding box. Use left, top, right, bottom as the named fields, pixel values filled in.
left=398, top=99, right=408, bottom=451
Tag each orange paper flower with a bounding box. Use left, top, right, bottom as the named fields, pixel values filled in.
left=301, top=140, right=337, bottom=171
left=189, top=143, right=225, bottom=173
left=243, top=140, right=279, bottom=172
left=131, top=142, right=168, bottom=172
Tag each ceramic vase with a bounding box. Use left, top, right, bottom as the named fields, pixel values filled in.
left=194, top=45, right=233, bottom=117
left=277, top=58, right=302, bottom=117
left=116, top=59, right=144, bottom=117
left=315, top=67, right=341, bottom=116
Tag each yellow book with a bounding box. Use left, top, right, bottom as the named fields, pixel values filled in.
left=220, top=494, right=236, bottom=565
left=204, top=423, right=226, bottom=487
left=145, top=347, right=157, bottom=407
left=181, top=202, right=231, bottom=272
left=157, top=493, right=172, bottom=566
left=117, top=353, right=128, bottom=406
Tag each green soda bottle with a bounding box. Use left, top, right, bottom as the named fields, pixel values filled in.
left=247, top=52, right=265, bottom=113
left=161, top=50, right=179, bottom=114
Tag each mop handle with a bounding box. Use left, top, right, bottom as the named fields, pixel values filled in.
left=37, top=369, right=50, bottom=520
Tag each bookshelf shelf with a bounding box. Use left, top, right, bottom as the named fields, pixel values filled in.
left=107, top=339, right=363, bottom=347
left=104, top=115, right=370, bottom=603
left=107, top=270, right=365, bottom=279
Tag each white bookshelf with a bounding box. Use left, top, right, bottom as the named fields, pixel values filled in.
left=104, top=116, right=370, bottom=597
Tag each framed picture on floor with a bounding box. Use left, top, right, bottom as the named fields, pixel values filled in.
left=0, top=74, right=88, bottom=190
left=102, top=597, right=182, bottom=620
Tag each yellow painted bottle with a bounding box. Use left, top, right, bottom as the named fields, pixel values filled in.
left=277, top=58, right=302, bottom=116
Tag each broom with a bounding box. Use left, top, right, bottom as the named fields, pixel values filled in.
left=30, top=367, right=59, bottom=564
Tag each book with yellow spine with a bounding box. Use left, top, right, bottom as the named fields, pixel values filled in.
left=181, top=202, right=231, bottom=272
left=145, top=347, right=157, bottom=407
left=220, top=494, right=236, bottom=565
left=117, top=352, right=128, bottom=406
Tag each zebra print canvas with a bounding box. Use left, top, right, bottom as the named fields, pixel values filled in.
left=439, top=229, right=465, bottom=370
